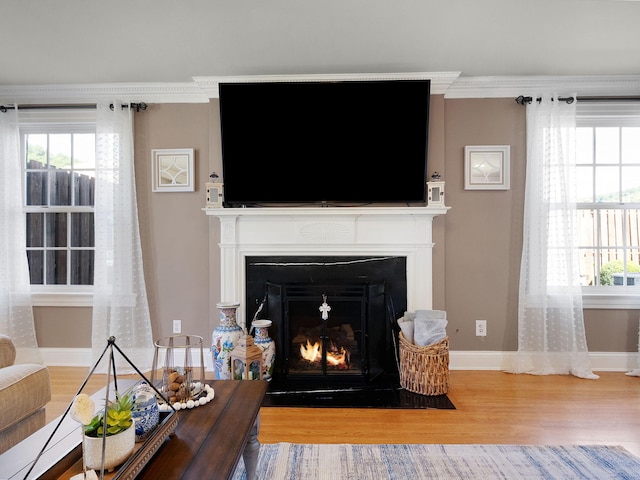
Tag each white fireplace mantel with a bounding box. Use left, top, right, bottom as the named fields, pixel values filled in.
left=204, top=206, right=448, bottom=325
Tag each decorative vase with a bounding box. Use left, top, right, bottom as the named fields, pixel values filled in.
left=252, top=319, right=276, bottom=381
left=212, top=302, right=243, bottom=380
left=83, top=423, right=136, bottom=472
left=130, top=382, right=160, bottom=442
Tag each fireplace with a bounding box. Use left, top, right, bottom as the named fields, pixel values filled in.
left=204, top=206, right=449, bottom=400
left=245, top=256, right=406, bottom=390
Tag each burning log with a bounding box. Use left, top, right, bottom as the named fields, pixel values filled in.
left=299, top=338, right=350, bottom=369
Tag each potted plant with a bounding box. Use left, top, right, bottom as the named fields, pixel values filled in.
left=82, top=392, right=136, bottom=472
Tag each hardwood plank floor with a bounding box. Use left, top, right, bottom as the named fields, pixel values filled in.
left=46, top=368, right=640, bottom=458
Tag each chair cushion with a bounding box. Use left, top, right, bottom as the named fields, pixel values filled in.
left=0, top=408, right=45, bottom=455
left=0, top=364, right=51, bottom=432
left=0, top=335, right=16, bottom=369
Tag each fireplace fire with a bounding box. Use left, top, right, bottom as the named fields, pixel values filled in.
left=295, top=325, right=353, bottom=370
left=299, top=339, right=348, bottom=367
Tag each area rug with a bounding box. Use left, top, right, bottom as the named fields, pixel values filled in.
left=231, top=443, right=640, bottom=479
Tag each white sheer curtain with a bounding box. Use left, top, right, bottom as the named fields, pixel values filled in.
left=0, top=107, right=41, bottom=364
left=507, top=95, right=598, bottom=380
left=91, top=101, right=153, bottom=373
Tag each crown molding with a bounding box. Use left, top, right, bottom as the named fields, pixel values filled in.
left=193, top=72, right=462, bottom=97
left=0, top=82, right=210, bottom=105
left=1, top=73, right=638, bottom=105
left=446, top=75, right=640, bottom=99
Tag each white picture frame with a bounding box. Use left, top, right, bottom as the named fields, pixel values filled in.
left=464, top=145, right=510, bottom=190
left=151, top=148, right=195, bottom=192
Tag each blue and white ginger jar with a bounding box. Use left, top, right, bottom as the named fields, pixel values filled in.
left=131, top=382, right=160, bottom=442
left=212, top=302, right=243, bottom=380
left=252, top=319, right=276, bottom=381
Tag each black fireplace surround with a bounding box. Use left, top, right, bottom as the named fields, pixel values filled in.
left=245, top=255, right=406, bottom=392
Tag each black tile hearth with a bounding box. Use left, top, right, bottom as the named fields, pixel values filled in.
left=261, top=383, right=455, bottom=410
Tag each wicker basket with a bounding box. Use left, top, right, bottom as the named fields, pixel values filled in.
left=399, top=332, right=450, bottom=396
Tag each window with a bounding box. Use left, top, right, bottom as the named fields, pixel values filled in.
left=21, top=110, right=96, bottom=306
left=576, top=102, right=640, bottom=308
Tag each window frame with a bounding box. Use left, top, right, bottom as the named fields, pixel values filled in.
left=19, top=109, right=96, bottom=307
left=576, top=102, right=640, bottom=309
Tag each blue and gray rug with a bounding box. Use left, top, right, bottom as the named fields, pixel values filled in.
left=233, top=443, right=640, bottom=479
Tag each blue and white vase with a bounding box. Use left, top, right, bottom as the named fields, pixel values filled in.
left=252, top=319, right=276, bottom=382
left=212, top=302, right=243, bottom=380
left=130, top=382, right=160, bottom=442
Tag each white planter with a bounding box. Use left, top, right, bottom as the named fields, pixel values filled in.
left=83, top=425, right=135, bottom=472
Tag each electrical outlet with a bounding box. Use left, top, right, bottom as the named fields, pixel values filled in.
left=476, top=320, right=487, bottom=337
left=173, top=319, right=182, bottom=334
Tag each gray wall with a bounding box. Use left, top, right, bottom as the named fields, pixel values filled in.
left=33, top=97, right=637, bottom=355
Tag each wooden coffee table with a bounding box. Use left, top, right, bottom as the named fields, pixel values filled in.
left=1, top=380, right=267, bottom=480
left=133, top=380, right=267, bottom=480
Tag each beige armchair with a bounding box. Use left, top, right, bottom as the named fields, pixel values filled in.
left=0, top=334, right=51, bottom=454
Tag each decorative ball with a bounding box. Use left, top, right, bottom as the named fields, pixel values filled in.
left=70, top=393, right=95, bottom=425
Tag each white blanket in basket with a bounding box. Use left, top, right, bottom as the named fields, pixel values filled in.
left=398, top=310, right=447, bottom=346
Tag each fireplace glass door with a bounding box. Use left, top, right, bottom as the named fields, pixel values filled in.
left=286, top=284, right=366, bottom=379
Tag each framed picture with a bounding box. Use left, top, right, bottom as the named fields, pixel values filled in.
left=464, top=145, right=510, bottom=190
left=151, top=148, right=195, bottom=192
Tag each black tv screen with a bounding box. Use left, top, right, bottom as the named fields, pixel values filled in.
left=218, top=79, right=430, bottom=207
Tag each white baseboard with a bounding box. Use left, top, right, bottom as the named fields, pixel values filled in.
left=40, top=348, right=215, bottom=372
left=41, top=348, right=639, bottom=373
left=448, top=350, right=639, bottom=372
left=40, top=348, right=94, bottom=366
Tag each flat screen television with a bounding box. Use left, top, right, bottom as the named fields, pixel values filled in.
left=218, top=79, right=430, bottom=207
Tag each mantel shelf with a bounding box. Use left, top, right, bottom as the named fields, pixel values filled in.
left=203, top=205, right=450, bottom=217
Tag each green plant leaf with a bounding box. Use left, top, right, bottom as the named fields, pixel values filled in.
left=83, top=392, right=133, bottom=437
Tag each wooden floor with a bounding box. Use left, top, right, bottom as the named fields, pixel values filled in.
left=46, top=368, right=640, bottom=458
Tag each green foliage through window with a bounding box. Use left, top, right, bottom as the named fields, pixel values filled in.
left=599, top=260, right=640, bottom=286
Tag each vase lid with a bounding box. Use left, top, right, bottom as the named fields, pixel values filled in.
left=216, top=302, right=240, bottom=309
left=252, top=319, right=272, bottom=328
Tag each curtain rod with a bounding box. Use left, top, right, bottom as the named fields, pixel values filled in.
left=0, top=102, right=148, bottom=112
left=515, top=95, right=640, bottom=105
